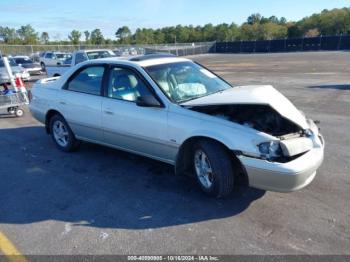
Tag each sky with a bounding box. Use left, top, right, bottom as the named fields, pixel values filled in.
left=0, top=0, right=349, bottom=40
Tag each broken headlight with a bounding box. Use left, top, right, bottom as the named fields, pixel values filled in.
left=258, top=141, right=282, bottom=161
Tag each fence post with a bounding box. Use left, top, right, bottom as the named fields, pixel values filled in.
left=254, top=40, right=257, bottom=53
left=284, top=38, right=287, bottom=52
left=338, top=34, right=342, bottom=50
left=301, top=37, right=304, bottom=51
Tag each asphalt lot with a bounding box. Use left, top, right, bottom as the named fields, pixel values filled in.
left=0, top=51, right=349, bottom=255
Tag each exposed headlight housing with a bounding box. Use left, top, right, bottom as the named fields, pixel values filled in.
left=258, top=141, right=283, bottom=161
left=304, top=129, right=313, bottom=137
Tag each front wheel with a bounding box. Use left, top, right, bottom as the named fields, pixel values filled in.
left=193, top=140, right=235, bottom=198
left=40, top=62, right=46, bottom=71
left=49, top=114, right=80, bottom=152
left=15, top=108, right=24, bottom=117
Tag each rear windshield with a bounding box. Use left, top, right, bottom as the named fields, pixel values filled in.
left=15, top=58, right=33, bottom=64
left=55, top=53, right=66, bottom=59
left=86, top=51, right=113, bottom=60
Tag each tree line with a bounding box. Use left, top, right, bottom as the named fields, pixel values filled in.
left=1, top=7, right=349, bottom=45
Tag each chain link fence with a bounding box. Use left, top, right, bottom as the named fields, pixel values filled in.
left=0, top=42, right=215, bottom=58
left=3, top=36, right=349, bottom=58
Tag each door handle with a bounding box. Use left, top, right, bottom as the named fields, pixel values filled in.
left=104, top=110, right=114, bottom=115
left=59, top=101, right=67, bottom=105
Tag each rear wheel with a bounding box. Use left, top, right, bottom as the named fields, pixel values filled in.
left=193, top=140, right=235, bottom=198
left=49, top=114, right=80, bottom=152
left=7, top=107, right=16, bottom=115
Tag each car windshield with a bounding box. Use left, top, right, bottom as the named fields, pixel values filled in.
left=0, top=58, right=18, bottom=67
left=145, top=61, right=232, bottom=103
left=86, top=51, right=113, bottom=60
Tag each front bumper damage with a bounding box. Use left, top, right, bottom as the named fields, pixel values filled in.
left=239, top=131, right=325, bottom=193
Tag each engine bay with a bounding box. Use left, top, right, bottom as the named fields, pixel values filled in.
left=188, top=104, right=303, bottom=137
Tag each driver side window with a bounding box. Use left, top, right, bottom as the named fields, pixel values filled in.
left=107, top=67, right=153, bottom=102
left=45, top=53, right=53, bottom=59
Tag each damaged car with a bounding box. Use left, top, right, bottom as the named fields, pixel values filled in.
left=29, top=54, right=325, bottom=198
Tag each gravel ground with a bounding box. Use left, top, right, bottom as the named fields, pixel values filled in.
left=0, top=51, right=349, bottom=255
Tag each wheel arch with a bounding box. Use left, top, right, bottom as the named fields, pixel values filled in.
left=45, top=109, right=63, bottom=134
left=175, top=136, right=249, bottom=186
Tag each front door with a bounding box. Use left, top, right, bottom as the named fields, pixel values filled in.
left=101, top=66, right=175, bottom=163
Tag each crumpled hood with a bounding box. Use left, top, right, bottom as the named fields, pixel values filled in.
left=182, top=85, right=309, bottom=129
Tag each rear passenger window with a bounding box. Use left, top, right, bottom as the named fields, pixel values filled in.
left=67, top=66, right=105, bottom=95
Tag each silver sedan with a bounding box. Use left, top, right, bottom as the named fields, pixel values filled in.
left=29, top=54, right=324, bottom=198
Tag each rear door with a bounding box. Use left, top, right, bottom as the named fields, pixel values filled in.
left=58, top=64, right=107, bottom=142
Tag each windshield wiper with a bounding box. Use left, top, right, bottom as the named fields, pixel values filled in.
left=178, top=89, right=228, bottom=104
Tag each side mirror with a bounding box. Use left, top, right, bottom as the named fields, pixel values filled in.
left=136, top=95, right=162, bottom=108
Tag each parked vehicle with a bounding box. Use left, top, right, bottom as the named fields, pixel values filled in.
left=29, top=54, right=324, bottom=198
left=29, top=52, right=43, bottom=63
left=113, top=48, right=130, bottom=57
left=0, top=57, right=31, bottom=84
left=13, top=56, right=42, bottom=75
left=39, top=51, right=71, bottom=71
left=46, top=49, right=115, bottom=77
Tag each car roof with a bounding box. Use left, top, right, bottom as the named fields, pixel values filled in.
left=79, top=49, right=113, bottom=53
left=13, top=56, right=30, bottom=59
left=96, top=54, right=190, bottom=67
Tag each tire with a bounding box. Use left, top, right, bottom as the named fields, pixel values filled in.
left=49, top=114, right=80, bottom=152
left=193, top=140, right=235, bottom=198
left=40, top=62, right=46, bottom=71
left=15, top=108, right=24, bottom=117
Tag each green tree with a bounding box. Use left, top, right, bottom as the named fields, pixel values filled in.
left=84, top=30, right=90, bottom=44
left=0, top=26, right=20, bottom=44
left=90, top=29, right=104, bottom=45
left=247, top=13, right=262, bottom=25
left=115, top=26, right=131, bottom=44
left=40, top=32, right=49, bottom=44
left=202, top=23, right=216, bottom=41
left=17, top=24, right=38, bottom=44
left=68, top=30, right=81, bottom=45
